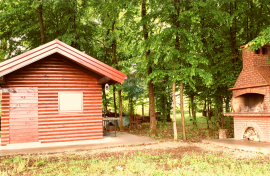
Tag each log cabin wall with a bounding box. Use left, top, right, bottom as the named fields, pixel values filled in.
left=1, top=55, right=103, bottom=146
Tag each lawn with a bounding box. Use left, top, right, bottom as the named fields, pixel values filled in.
left=126, top=111, right=234, bottom=142
left=0, top=142, right=269, bottom=176
left=1, top=112, right=268, bottom=176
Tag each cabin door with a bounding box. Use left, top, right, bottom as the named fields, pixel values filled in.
left=9, top=87, right=38, bottom=144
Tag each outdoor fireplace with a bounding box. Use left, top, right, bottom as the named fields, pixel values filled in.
left=224, top=44, right=270, bottom=142
left=232, top=93, right=265, bottom=113
left=243, top=127, right=260, bottom=141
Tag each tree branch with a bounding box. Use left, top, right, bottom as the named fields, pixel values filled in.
left=95, top=39, right=111, bottom=54
left=32, top=7, right=38, bottom=13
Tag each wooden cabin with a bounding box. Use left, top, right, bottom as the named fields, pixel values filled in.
left=0, top=39, right=127, bottom=146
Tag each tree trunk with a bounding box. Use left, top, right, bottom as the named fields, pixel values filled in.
left=203, top=99, right=207, bottom=112
left=180, top=82, right=186, bottom=140
left=142, top=104, right=144, bottom=115
left=130, top=98, right=133, bottom=114
left=225, top=96, right=230, bottom=112
left=142, top=0, right=156, bottom=136
left=111, top=20, right=123, bottom=131
left=128, top=98, right=132, bottom=115
left=173, top=0, right=186, bottom=140
left=190, top=94, right=197, bottom=127
left=206, top=98, right=209, bottom=129
left=189, top=103, right=191, bottom=117
left=162, top=87, right=166, bottom=122
left=129, top=98, right=132, bottom=129
left=220, top=96, right=224, bottom=128
left=172, top=70, right=177, bottom=141
left=38, top=1, right=45, bottom=45
left=113, top=86, right=119, bottom=129
left=118, top=89, right=123, bottom=131
left=148, top=68, right=156, bottom=135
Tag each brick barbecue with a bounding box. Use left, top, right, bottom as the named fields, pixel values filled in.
left=224, top=44, right=270, bottom=142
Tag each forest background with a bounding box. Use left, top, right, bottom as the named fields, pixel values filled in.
left=0, top=0, right=270, bottom=137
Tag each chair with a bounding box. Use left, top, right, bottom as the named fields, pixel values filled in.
left=129, top=114, right=144, bottom=130
left=129, top=114, right=138, bottom=129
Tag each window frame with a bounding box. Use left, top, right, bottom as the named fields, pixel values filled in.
left=58, top=91, right=83, bottom=113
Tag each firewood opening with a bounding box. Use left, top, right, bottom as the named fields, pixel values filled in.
left=243, top=127, right=260, bottom=142
left=232, top=93, right=265, bottom=113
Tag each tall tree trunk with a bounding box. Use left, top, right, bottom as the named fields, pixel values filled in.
left=203, top=99, right=207, bottom=112
left=189, top=103, right=191, bottom=117
left=220, top=96, right=224, bottom=128
left=142, top=0, right=156, bottom=136
left=172, top=69, right=177, bottom=141
left=148, top=67, right=156, bottom=135
left=142, top=104, right=144, bottom=115
left=225, top=95, right=230, bottom=112
left=206, top=98, right=209, bottom=129
left=70, top=0, right=77, bottom=48
left=118, top=90, right=123, bottom=132
left=129, top=98, right=132, bottom=129
left=130, top=98, right=133, bottom=114
left=180, top=82, right=186, bottom=140
left=38, top=1, right=45, bottom=45
left=162, top=86, right=166, bottom=122
left=111, top=20, right=123, bottom=131
left=113, top=86, right=119, bottom=129
left=173, top=0, right=186, bottom=140
left=190, top=94, right=197, bottom=127
left=118, top=88, right=123, bottom=131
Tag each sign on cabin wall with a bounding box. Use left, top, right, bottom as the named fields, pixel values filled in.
left=58, top=92, right=83, bottom=113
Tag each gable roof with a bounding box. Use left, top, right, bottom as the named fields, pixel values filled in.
left=0, top=39, right=127, bottom=83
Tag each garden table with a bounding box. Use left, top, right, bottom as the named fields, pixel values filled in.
left=102, top=118, right=119, bottom=137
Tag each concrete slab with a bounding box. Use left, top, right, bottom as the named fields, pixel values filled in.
left=202, top=138, right=270, bottom=154
left=0, top=132, right=158, bottom=156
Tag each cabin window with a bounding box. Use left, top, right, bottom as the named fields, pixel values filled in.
left=58, top=92, right=83, bottom=112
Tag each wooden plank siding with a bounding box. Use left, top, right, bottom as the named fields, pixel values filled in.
left=0, top=40, right=127, bottom=83
left=1, top=55, right=103, bottom=145
left=9, top=87, right=39, bottom=144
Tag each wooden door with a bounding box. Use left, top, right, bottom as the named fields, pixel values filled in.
left=9, top=87, right=38, bottom=144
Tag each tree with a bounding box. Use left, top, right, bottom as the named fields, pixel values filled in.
left=141, top=0, right=157, bottom=136
left=0, top=0, right=98, bottom=58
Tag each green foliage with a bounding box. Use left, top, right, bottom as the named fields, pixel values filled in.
left=1, top=0, right=270, bottom=121
left=0, top=0, right=98, bottom=58
left=122, top=76, right=145, bottom=101
left=248, top=27, right=270, bottom=50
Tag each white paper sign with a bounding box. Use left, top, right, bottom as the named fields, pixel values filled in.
left=58, top=92, right=83, bottom=112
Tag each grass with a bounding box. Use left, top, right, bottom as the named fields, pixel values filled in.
left=0, top=149, right=270, bottom=175
left=126, top=111, right=234, bottom=142
left=0, top=111, right=266, bottom=175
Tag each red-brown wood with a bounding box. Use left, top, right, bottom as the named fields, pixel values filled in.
left=9, top=87, right=39, bottom=144
left=0, top=39, right=127, bottom=83
left=1, top=56, right=103, bottom=144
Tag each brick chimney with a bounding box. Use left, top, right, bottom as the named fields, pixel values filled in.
left=233, top=44, right=270, bottom=88
left=224, top=44, right=270, bottom=143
